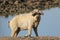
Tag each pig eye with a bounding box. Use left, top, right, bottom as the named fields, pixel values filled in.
left=32, top=12, right=37, bottom=16
left=38, top=13, right=41, bottom=15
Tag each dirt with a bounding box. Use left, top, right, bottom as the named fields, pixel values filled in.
left=0, top=36, right=60, bottom=40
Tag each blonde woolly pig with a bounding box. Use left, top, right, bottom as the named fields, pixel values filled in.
left=9, top=9, right=44, bottom=37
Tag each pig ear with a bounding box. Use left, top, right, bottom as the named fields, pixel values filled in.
left=31, top=10, right=35, bottom=13
left=32, top=9, right=39, bottom=13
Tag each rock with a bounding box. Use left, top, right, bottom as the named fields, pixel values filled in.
left=0, top=0, right=60, bottom=17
